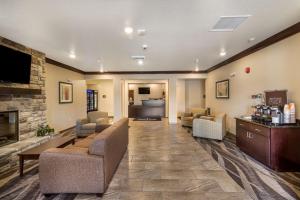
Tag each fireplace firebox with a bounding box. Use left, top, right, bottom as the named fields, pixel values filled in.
left=0, top=110, right=19, bottom=147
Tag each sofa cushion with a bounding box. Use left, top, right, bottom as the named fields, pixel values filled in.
left=88, top=111, right=108, bottom=123
left=74, top=138, right=94, bottom=148
left=81, top=123, right=96, bottom=130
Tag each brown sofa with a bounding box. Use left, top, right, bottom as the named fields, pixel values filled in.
left=39, top=118, right=129, bottom=195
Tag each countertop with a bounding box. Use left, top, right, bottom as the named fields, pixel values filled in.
left=236, top=117, right=300, bottom=129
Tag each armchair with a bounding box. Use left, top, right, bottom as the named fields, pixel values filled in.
left=76, top=111, right=109, bottom=137
left=181, top=108, right=207, bottom=127
left=193, top=113, right=226, bottom=140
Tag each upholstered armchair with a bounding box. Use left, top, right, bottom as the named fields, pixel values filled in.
left=192, top=113, right=226, bottom=140
left=181, top=108, right=207, bottom=127
left=76, top=111, right=109, bottom=137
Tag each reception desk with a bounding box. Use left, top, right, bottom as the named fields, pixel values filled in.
left=128, top=99, right=165, bottom=119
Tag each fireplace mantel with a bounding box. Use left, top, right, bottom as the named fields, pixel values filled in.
left=0, top=87, right=42, bottom=95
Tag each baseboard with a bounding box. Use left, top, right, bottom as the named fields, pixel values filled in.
left=59, top=126, right=76, bottom=134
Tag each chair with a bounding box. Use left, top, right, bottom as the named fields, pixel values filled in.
left=192, top=113, right=226, bottom=140
left=76, top=111, right=109, bottom=137
left=181, top=108, right=207, bottom=127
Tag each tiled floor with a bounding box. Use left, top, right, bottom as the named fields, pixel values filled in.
left=98, top=119, right=250, bottom=200
left=0, top=119, right=251, bottom=199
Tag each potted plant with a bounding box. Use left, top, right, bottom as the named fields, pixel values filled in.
left=37, top=124, right=55, bottom=137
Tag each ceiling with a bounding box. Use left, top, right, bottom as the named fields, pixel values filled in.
left=0, top=0, right=300, bottom=72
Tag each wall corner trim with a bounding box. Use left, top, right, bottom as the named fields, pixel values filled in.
left=207, top=21, right=300, bottom=73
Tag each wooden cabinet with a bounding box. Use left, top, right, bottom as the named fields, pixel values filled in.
left=236, top=120, right=270, bottom=166
left=236, top=118, right=300, bottom=171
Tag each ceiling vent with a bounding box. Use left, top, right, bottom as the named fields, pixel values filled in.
left=210, top=15, right=251, bottom=32
left=131, top=55, right=145, bottom=60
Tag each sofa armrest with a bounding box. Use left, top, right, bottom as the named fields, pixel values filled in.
left=76, top=118, right=88, bottom=126
left=39, top=147, right=105, bottom=194
left=96, top=118, right=109, bottom=126
left=193, top=118, right=223, bottom=140
left=181, top=112, right=192, bottom=118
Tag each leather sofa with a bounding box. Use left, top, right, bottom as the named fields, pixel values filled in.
left=76, top=111, right=109, bottom=137
left=181, top=108, right=207, bottom=127
left=39, top=118, right=129, bottom=195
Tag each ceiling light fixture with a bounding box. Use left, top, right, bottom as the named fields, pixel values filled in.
left=124, top=27, right=133, bottom=34
left=69, top=52, right=76, bottom=59
left=248, top=37, right=256, bottom=42
left=195, top=67, right=199, bottom=72
left=220, top=51, right=227, bottom=57
left=137, top=29, right=147, bottom=36
left=137, top=59, right=144, bottom=66
left=142, top=44, right=148, bottom=50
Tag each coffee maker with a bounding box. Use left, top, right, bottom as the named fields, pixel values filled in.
left=270, top=106, right=284, bottom=124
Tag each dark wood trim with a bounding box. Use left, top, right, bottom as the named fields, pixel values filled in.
left=46, top=57, right=85, bottom=74
left=59, top=126, right=76, bottom=134
left=207, top=21, right=300, bottom=72
left=84, top=70, right=206, bottom=75
left=0, top=87, right=41, bottom=95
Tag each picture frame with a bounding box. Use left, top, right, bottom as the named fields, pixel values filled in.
left=216, top=79, right=229, bottom=99
left=59, top=82, right=73, bottom=104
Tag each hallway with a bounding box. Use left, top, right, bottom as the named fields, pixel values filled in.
left=96, top=119, right=250, bottom=199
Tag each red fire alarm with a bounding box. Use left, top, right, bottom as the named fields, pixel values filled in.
left=245, top=67, right=251, bottom=74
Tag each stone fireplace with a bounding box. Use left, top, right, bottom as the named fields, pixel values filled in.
left=0, top=36, right=47, bottom=143
left=0, top=36, right=48, bottom=178
left=0, top=110, right=19, bottom=147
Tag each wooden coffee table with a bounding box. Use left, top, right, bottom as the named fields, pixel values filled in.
left=18, top=135, right=76, bottom=177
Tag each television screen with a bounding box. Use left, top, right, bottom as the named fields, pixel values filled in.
left=0, top=45, right=32, bottom=84
left=138, top=87, right=150, bottom=94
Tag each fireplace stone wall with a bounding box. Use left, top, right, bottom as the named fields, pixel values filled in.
left=0, top=36, right=47, bottom=141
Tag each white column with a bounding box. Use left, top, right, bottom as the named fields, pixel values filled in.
left=168, top=77, right=177, bottom=124
left=113, top=78, right=122, bottom=122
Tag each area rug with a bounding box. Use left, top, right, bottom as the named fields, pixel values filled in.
left=133, top=117, right=161, bottom=121
left=195, top=135, right=300, bottom=200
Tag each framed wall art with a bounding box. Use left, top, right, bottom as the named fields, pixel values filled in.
left=216, top=79, right=229, bottom=99
left=59, top=82, right=73, bottom=104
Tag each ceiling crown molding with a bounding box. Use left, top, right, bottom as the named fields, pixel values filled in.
left=45, top=21, right=300, bottom=75
left=206, top=21, right=300, bottom=72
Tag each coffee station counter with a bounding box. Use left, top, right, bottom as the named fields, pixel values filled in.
left=237, top=117, right=300, bottom=129
left=236, top=117, right=300, bottom=172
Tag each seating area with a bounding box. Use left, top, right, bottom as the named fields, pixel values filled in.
left=40, top=118, right=128, bottom=195
left=76, top=111, right=110, bottom=137
left=0, top=1, right=300, bottom=200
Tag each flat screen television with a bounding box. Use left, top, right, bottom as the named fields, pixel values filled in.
left=138, top=87, right=150, bottom=94
left=0, top=45, right=32, bottom=84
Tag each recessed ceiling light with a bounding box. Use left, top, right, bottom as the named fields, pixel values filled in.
left=220, top=51, right=227, bottom=57
left=124, top=27, right=133, bottom=34
left=248, top=37, right=256, bottom=42
left=69, top=52, right=76, bottom=59
left=195, top=67, right=199, bottom=72
left=137, top=29, right=147, bottom=36
left=137, top=59, right=144, bottom=66
left=142, top=44, right=148, bottom=50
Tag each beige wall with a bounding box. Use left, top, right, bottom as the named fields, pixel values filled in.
left=206, top=33, right=300, bottom=134
left=176, top=80, right=186, bottom=115
left=87, top=79, right=114, bottom=116
left=185, top=79, right=205, bottom=111
left=45, top=63, right=87, bottom=132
